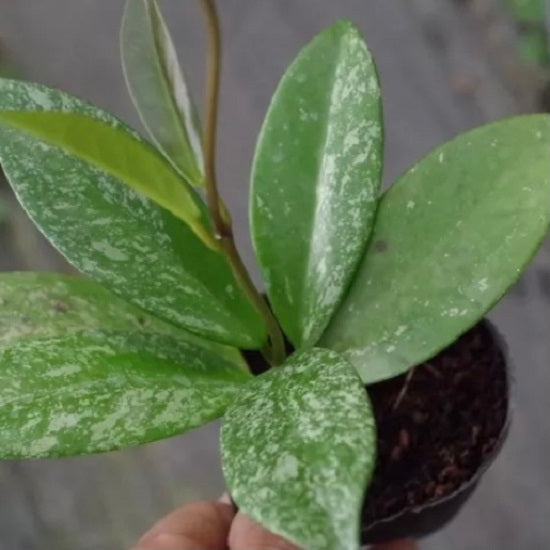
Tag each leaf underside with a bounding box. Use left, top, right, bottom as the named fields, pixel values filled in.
left=221, top=348, right=376, bottom=550
left=251, top=20, right=383, bottom=349
left=0, top=110, right=209, bottom=244
left=322, top=115, right=550, bottom=383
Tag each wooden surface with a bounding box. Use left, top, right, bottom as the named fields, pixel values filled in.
left=0, top=1, right=549, bottom=548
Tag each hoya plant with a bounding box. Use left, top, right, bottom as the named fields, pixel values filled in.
left=0, top=1, right=549, bottom=548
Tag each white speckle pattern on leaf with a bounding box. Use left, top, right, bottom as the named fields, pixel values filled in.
left=0, top=78, right=265, bottom=348
left=221, top=348, right=376, bottom=550
left=322, top=115, right=550, bottom=383
left=0, top=330, right=250, bottom=458
left=251, top=20, right=383, bottom=348
left=0, top=272, right=246, bottom=368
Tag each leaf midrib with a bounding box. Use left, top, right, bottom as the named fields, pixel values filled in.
left=299, top=35, right=348, bottom=343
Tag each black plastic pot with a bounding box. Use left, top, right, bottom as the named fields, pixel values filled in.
left=360, top=319, right=511, bottom=545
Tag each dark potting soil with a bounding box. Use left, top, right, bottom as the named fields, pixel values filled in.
left=362, top=320, right=508, bottom=525
left=243, top=320, right=508, bottom=526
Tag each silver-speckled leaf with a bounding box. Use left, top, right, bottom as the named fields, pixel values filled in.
left=0, top=272, right=246, bottom=369
left=322, top=115, right=550, bottom=383
left=0, top=110, right=211, bottom=245
left=221, top=348, right=376, bottom=550
left=0, top=78, right=266, bottom=349
left=121, top=0, right=204, bottom=186
left=0, top=330, right=251, bottom=458
left=251, top=20, right=383, bottom=349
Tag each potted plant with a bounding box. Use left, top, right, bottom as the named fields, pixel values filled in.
left=0, top=1, right=548, bottom=548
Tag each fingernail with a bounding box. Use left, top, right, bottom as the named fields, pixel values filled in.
left=218, top=492, right=231, bottom=504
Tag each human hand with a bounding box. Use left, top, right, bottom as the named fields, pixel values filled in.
left=134, top=496, right=418, bottom=550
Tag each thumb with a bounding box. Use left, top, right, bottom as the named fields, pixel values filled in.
left=229, top=513, right=418, bottom=550
left=134, top=501, right=234, bottom=550
left=229, top=512, right=300, bottom=550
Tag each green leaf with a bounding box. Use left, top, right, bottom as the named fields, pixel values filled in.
left=322, top=115, right=550, bottom=383
left=121, top=0, right=204, bottom=185
left=251, top=20, right=383, bottom=349
left=518, top=31, right=550, bottom=66
left=0, top=330, right=251, bottom=458
left=0, top=78, right=267, bottom=349
left=0, top=110, right=212, bottom=247
left=502, top=0, right=546, bottom=22
left=221, top=348, right=376, bottom=550
left=0, top=272, right=246, bottom=369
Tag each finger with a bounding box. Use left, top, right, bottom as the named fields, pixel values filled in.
left=134, top=501, right=235, bottom=550
left=372, top=539, right=418, bottom=550
left=218, top=493, right=232, bottom=505
left=228, top=512, right=301, bottom=550
left=228, top=514, right=418, bottom=550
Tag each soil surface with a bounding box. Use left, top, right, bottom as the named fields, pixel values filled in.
left=362, top=320, right=508, bottom=526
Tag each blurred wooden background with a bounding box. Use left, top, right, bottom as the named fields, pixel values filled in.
left=1, top=1, right=549, bottom=548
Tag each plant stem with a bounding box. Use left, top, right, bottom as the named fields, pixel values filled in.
left=199, top=0, right=286, bottom=366
left=200, top=0, right=224, bottom=234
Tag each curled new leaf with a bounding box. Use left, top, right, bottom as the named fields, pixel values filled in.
left=121, top=0, right=204, bottom=185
